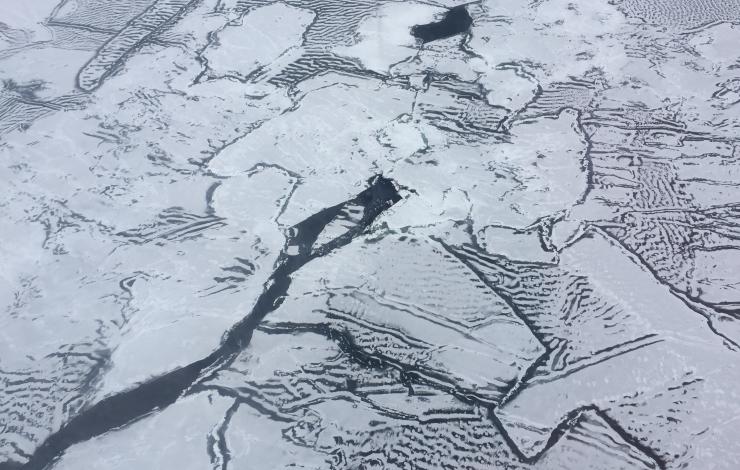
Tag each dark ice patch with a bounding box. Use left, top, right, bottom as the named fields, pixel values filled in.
left=411, top=6, right=473, bottom=43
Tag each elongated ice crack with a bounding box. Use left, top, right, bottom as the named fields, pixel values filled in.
left=4, top=176, right=400, bottom=470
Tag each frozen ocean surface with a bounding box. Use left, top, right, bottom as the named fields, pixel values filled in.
left=1, top=0, right=740, bottom=469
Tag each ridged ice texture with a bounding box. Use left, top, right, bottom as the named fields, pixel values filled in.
left=617, top=0, right=740, bottom=30
left=49, top=0, right=156, bottom=32
left=76, top=0, right=198, bottom=91
left=266, top=234, right=545, bottom=404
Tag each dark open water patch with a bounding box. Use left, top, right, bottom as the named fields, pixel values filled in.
left=411, top=6, right=473, bottom=43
